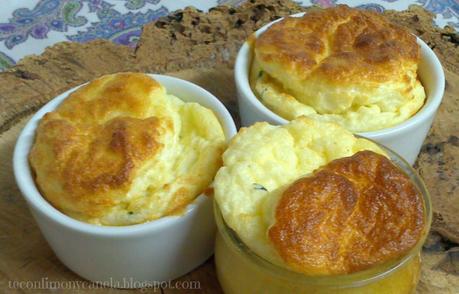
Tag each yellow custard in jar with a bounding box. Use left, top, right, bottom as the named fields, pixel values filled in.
left=215, top=206, right=424, bottom=294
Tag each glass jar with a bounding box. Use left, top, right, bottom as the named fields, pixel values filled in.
left=214, top=145, right=432, bottom=294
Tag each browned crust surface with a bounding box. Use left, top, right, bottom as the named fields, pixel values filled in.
left=269, top=151, right=425, bottom=275
left=29, top=73, right=167, bottom=219
left=255, top=5, right=419, bottom=83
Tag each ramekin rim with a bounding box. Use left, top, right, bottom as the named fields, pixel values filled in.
left=234, top=12, right=445, bottom=137
left=13, top=73, right=237, bottom=236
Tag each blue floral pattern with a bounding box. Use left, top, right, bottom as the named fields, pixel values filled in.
left=417, top=0, right=458, bottom=28
left=125, top=0, right=161, bottom=10
left=67, top=1, right=168, bottom=47
left=0, top=0, right=457, bottom=71
left=355, top=3, right=385, bottom=13
left=0, top=0, right=87, bottom=49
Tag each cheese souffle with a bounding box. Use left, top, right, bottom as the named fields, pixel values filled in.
left=214, top=118, right=426, bottom=279
left=29, top=72, right=226, bottom=226
left=250, top=5, right=426, bottom=132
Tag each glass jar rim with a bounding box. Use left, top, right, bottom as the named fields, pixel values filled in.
left=214, top=142, right=432, bottom=288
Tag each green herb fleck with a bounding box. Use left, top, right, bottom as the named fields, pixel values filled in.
left=261, top=87, right=268, bottom=96
left=128, top=211, right=134, bottom=215
left=258, top=70, right=264, bottom=78
left=253, top=183, right=268, bottom=192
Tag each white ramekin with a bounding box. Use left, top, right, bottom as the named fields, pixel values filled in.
left=13, top=74, right=237, bottom=286
left=234, top=13, right=445, bottom=165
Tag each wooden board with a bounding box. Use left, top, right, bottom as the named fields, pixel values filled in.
left=0, top=0, right=458, bottom=292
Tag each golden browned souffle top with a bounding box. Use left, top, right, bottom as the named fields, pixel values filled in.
left=269, top=151, right=425, bottom=275
left=255, top=5, right=419, bottom=83
left=29, top=72, right=226, bottom=225
left=32, top=73, right=164, bottom=202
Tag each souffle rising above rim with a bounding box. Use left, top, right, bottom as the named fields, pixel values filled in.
left=214, top=117, right=426, bottom=276
left=29, top=72, right=226, bottom=226
left=250, top=5, right=426, bottom=132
